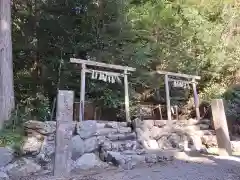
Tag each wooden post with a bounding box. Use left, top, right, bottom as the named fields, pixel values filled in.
left=211, top=99, right=232, bottom=156
left=192, top=81, right=200, bottom=120
left=124, top=69, right=130, bottom=122
left=164, top=75, right=171, bottom=123
left=80, top=64, right=86, bottom=122
left=158, top=105, right=163, bottom=120
left=54, top=90, right=74, bottom=177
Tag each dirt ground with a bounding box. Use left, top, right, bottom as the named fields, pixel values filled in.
left=31, top=153, right=240, bottom=180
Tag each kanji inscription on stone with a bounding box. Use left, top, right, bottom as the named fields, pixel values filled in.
left=54, top=90, right=74, bottom=177
left=211, top=99, right=232, bottom=156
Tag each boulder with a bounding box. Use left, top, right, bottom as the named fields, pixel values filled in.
left=0, top=172, right=9, bottom=180
left=5, top=158, right=41, bottom=178
left=122, top=155, right=144, bottom=170
left=199, top=119, right=211, bottom=125
left=135, top=128, right=150, bottom=141
left=144, top=150, right=174, bottom=162
left=72, top=135, right=85, bottom=160
left=24, top=129, right=44, bottom=140
left=141, top=120, right=154, bottom=130
left=84, top=136, right=98, bottom=153
left=150, top=126, right=161, bottom=140
left=74, top=153, right=107, bottom=170
left=146, top=140, right=159, bottom=150
left=201, top=135, right=218, bottom=148
left=97, top=136, right=107, bottom=146
left=101, top=140, right=112, bottom=151
left=157, top=136, right=173, bottom=150
left=95, top=128, right=118, bottom=136
left=168, top=134, right=182, bottom=148
left=118, top=127, right=132, bottom=134
left=202, top=130, right=216, bottom=135
left=24, top=120, right=56, bottom=135
left=105, top=122, right=128, bottom=129
left=231, top=141, right=240, bottom=152
left=36, top=137, right=55, bottom=163
left=190, top=135, right=204, bottom=151
left=199, top=124, right=210, bottom=130
left=0, top=147, right=14, bottom=167
left=107, top=133, right=136, bottom=141
left=186, top=119, right=199, bottom=125
left=111, top=141, right=139, bottom=152
left=77, top=120, right=97, bottom=139
left=21, top=136, right=43, bottom=155
left=154, top=120, right=167, bottom=127
left=145, top=153, right=157, bottom=163
left=133, top=119, right=154, bottom=130
left=96, top=123, right=105, bottom=129
left=104, top=151, right=125, bottom=166
left=104, top=151, right=141, bottom=169
left=104, top=122, right=119, bottom=129
left=119, top=122, right=128, bottom=127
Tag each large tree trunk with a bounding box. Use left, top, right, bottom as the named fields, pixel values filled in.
left=0, top=0, right=15, bottom=129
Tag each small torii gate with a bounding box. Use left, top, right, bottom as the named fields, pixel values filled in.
left=70, top=58, right=136, bottom=122
left=157, top=70, right=201, bottom=122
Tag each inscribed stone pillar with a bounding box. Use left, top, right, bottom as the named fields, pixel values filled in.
left=211, top=99, right=232, bottom=156
left=54, top=90, right=74, bottom=177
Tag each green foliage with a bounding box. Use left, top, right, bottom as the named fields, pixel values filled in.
left=0, top=110, right=25, bottom=152
left=11, top=0, right=240, bottom=120
left=223, top=85, right=240, bottom=123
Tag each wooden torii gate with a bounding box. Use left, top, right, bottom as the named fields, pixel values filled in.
left=70, top=58, right=136, bottom=122
left=157, top=70, right=201, bottom=122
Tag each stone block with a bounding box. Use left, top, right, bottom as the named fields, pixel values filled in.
left=105, top=122, right=128, bottom=129
left=77, top=120, right=97, bottom=139
left=5, top=158, right=41, bottom=178
left=24, top=121, right=56, bottom=135
left=71, top=135, right=84, bottom=160
left=199, top=124, right=210, bottom=130
left=107, top=133, right=136, bottom=141
left=150, top=126, right=162, bottom=140
left=21, top=136, right=43, bottom=155
left=145, top=153, right=157, bottom=163
left=84, top=136, right=98, bottom=153
left=74, top=153, right=108, bottom=170
left=231, top=141, right=240, bottom=152
left=154, top=120, right=167, bottom=127
left=0, top=147, right=14, bottom=167
left=147, top=140, right=159, bottom=150
left=117, top=127, right=132, bottom=134
left=135, top=128, right=150, bottom=141
left=36, top=136, right=55, bottom=163
left=157, top=136, right=173, bottom=150
left=201, top=135, right=218, bottom=148
left=95, top=128, right=118, bottom=136
left=0, top=171, right=9, bottom=180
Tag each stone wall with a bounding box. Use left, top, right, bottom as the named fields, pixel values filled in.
left=2, top=118, right=240, bottom=179
left=0, top=120, right=174, bottom=179
left=133, top=118, right=219, bottom=151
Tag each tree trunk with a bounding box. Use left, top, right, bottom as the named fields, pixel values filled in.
left=0, top=0, right=15, bottom=129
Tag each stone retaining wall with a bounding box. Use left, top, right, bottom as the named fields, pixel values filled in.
left=0, top=120, right=141, bottom=179
left=133, top=118, right=218, bottom=151
left=1, top=118, right=240, bottom=179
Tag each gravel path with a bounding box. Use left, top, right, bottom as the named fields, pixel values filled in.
left=32, top=155, right=240, bottom=180
left=76, top=156, right=240, bottom=180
